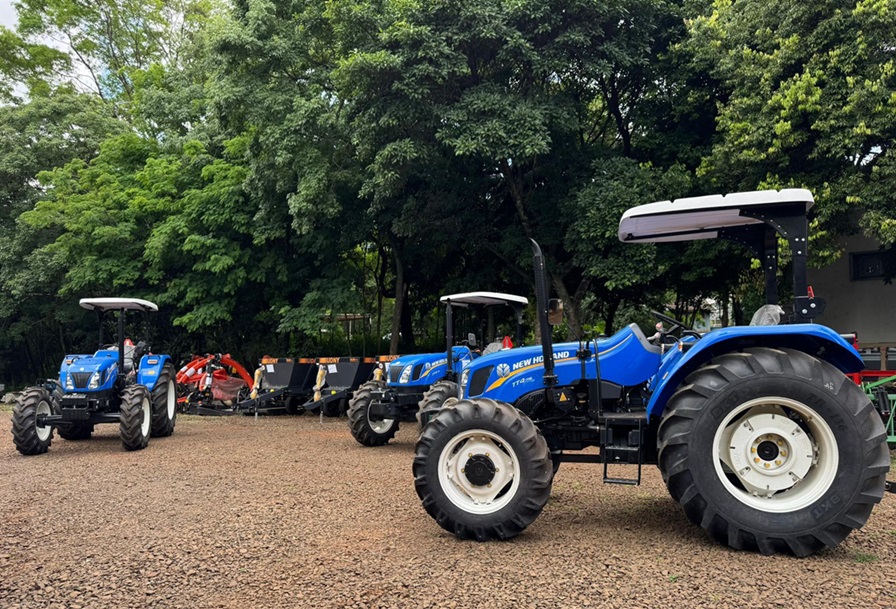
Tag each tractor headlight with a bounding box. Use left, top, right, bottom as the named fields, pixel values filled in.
left=64, top=374, right=74, bottom=390
left=460, top=369, right=470, bottom=391
left=88, top=372, right=101, bottom=389
left=399, top=365, right=413, bottom=383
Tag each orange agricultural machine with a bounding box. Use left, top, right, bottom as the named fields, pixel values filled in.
left=176, top=353, right=254, bottom=415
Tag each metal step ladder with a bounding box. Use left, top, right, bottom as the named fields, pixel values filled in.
left=600, top=413, right=644, bottom=486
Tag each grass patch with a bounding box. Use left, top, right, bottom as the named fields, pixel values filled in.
left=854, top=552, right=878, bottom=564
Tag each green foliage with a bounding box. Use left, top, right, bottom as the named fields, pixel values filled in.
left=2, top=0, right=896, bottom=381
left=688, top=0, right=896, bottom=252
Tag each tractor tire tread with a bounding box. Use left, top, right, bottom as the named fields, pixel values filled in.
left=348, top=380, right=396, bottom=446
left=120, top=385, right=151, bottom=451
left=413, top=398, right=552, bottom=541
left=657, top=347, right=888, bottom=557
left=418, top=380, right=458, bottom=429
left=150, top=363, right=177, bottom=437
left=11, top=387, right=55, bottom=456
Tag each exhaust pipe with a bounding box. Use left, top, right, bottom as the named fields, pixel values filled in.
left=530, top=240, right=557, bottom=400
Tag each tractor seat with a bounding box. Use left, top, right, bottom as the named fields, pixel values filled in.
left=108, top=344, right=138, bottom=373
left=481, top=341, right=504, bottom=356
left=749, top=304, right=785, bottom=326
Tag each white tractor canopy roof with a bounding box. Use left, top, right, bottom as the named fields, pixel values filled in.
left=618, top=189, right=814, bottom=244
left=79, top=298, right=159, bottom=312
left=439, top=292, right=528, bottom=307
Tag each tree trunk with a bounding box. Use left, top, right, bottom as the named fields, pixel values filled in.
left=400, top=284, right=415, bottom=353
left=550, top=275, right=583, bottom=340
left=389, top=247, right=404, bottom=356
left=604, top=297, right=620, bottom=336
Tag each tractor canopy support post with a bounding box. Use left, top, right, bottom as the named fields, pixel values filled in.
left=763, top=227, right=779, bottom=305
left=445, top=300, right=455, bottom=382
left=530, top=240, right=557, bottom=402
left=719, top=223, right=779, bottom=306
left=96, top=310, right=105, bottom=350
left=741, top=204, right=823, bottom=322
left=117, top=308, right=125, bottom=376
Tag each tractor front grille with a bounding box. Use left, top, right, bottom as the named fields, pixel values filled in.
left=70, top=372, right=93, bottom=388
left=389, top=365, right=402, bottom=382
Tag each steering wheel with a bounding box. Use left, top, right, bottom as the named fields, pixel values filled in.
left=651, top=310, right=683, bottom=334
left=650, top=310, right=703, bottom=341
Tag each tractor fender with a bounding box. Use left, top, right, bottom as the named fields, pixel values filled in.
left=645, top=324, right=863, bottom=421
left=137, top=354, right=173, bottom=392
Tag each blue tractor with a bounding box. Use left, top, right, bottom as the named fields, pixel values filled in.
left=11, top=298, right=177, bottom=455
left=348, top=292, right=527, bottom=446
left=413, top=189, right=890, bottom=556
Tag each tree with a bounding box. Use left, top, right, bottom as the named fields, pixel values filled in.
left=12, top=0, right=212, bottom=104
left=688, top=0, right=896, bottom=251
left=0, top=88, right=127, bottom=382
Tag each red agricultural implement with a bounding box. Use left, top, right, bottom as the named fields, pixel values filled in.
left=176, top=353, right=254, bottom=415
left=176, top=353, right=383, bottom=417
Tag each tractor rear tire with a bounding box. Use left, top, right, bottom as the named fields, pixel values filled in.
left=120, top=385, right=152, bottom=451
left=413, top=398, right=553, bottom=541
left=57, top=422, right=94, bottom=441
left=11, top=387, right=56, bottom=456
left=418, top=380, right=458, bottom=429
left=150, top=364, right=177, bottom=437
left=348, top=380, right=397, bottom=446
left=657, top=347, right=889, bottom=556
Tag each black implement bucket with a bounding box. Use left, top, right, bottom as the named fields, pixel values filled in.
left=260, top=356, right=317, bottom=391
left=309, top=357, right=378, bottom=416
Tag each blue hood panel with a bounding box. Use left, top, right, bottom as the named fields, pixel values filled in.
left=387, top=346, right=475, bottom=388
left=464, top=325, right=662, bottom=401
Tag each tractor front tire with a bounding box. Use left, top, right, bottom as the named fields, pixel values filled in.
left=413, top=398, right=553, bottom=541
left=658, top=347, right=889, bottom=556
left=348, top=380, right=397, bottom=446
left=418, top=380, right=458, bottom=429
left=57, top=422, right=94, bottom=441
left=120, top=385, right=152, bottom=451
left=11, top=387, right=56, bottom=456
left=150, top=364, right=177, bottom=437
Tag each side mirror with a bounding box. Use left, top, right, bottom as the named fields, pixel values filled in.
left=548, top=299, right=564, bottom=326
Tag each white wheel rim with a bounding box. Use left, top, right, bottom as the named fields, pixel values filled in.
left=712, top=396, right=838, bottom=513
left=141, top=397, right=151, bottom=437
left=437, top=428, right=520, bottom=514
left=368, top=407, right=395, bottom=434
left=35, top=400, right=52, bottom=442
left=166, top=381, right=176, bottom=420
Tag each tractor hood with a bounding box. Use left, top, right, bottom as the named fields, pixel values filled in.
left=460, top=324, right=663, bottom=401
left=59, top=350, right=120, bottom=392
left=386, top=346, right=475, bottom=386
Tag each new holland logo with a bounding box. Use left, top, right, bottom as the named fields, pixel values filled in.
left=496, top=363, right=511, bottom=378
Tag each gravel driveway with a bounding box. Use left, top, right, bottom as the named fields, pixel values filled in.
left=1, top=412, right=894, bottom=609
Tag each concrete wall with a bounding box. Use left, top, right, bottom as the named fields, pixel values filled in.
left=808, top=235, right=896, bottom=345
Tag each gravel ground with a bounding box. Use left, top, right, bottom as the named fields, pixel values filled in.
left=1, top=411, right=895, bottom=609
